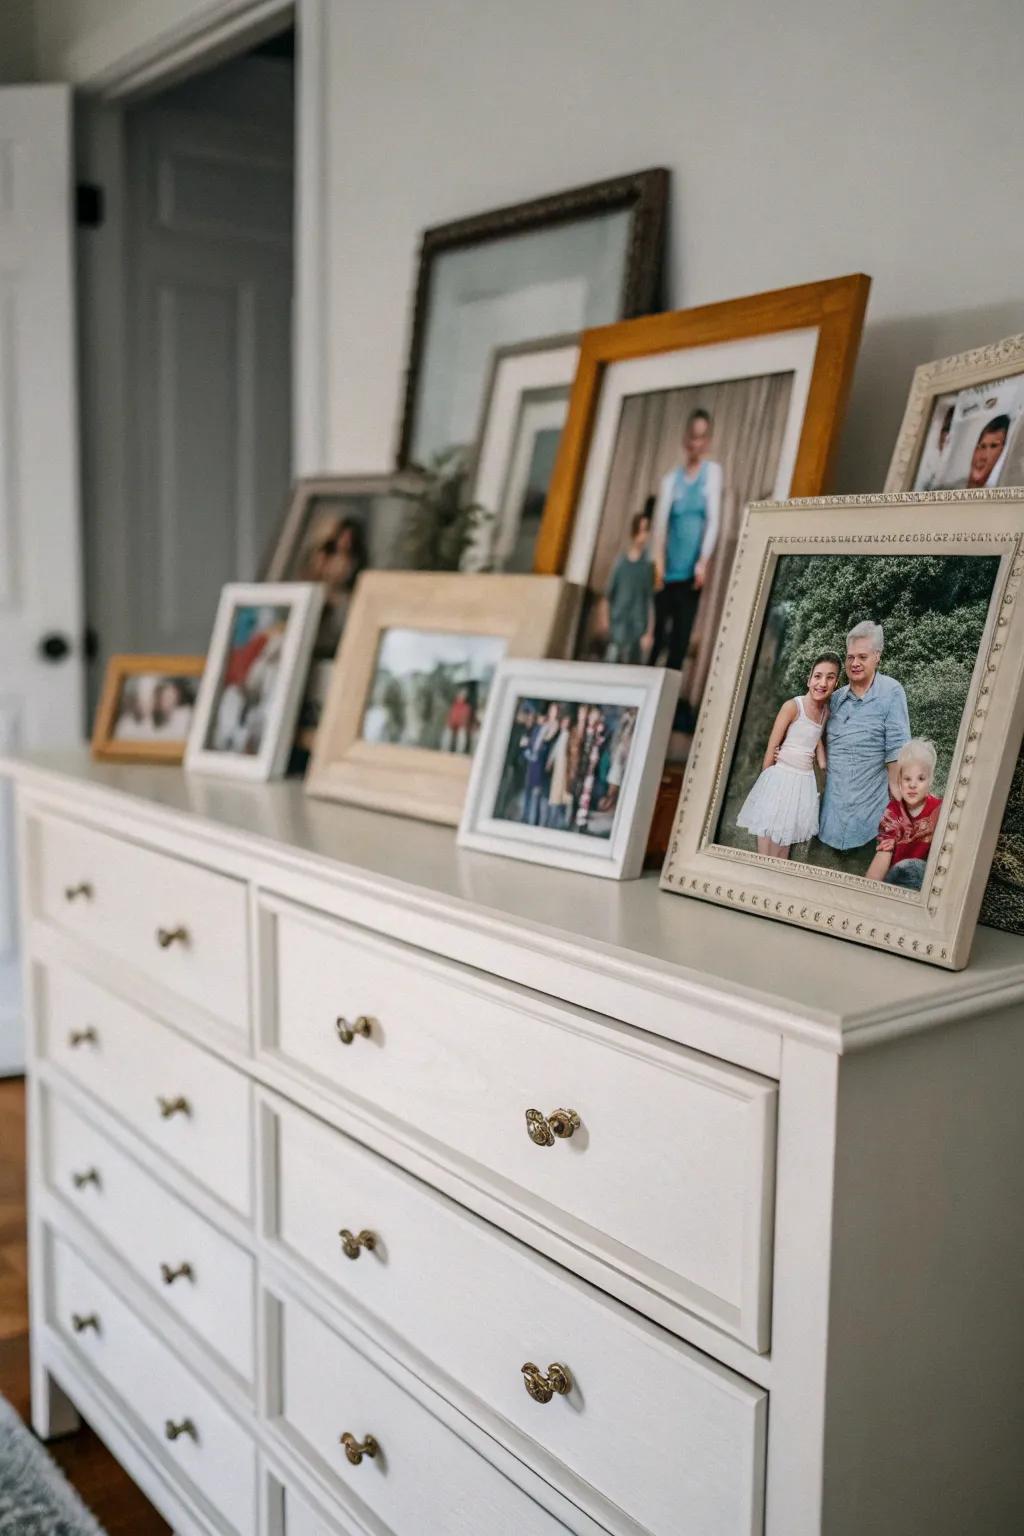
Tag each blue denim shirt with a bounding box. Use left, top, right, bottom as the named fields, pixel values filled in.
left=818, top=673, right=911, bottom=851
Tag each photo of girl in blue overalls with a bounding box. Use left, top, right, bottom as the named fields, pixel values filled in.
left=649, top=407, right=723, bottom=676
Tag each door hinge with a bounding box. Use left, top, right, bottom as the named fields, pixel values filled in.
left=76, top=183, right=105, bottom=229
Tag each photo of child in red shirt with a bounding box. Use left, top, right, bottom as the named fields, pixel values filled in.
left=866, top=738, right=942, bottom=891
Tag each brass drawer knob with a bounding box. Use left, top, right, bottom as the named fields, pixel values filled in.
left=71, top=1312, right=99, bottom=1334
left=339, top=1228, right=377, bottom=1260
left=68, top=1027, right=98, bottom=1049
left=160, top=1261, right=194, bottom=1286
left=157, top=1095, right=191, bottom=1119
left=164, top=1418, right=197, bottom=1442
left=525, top=1108, right=580, bottom=1147
left=335, top=1014, right=372, bottom=1045
left=521, top=1361, right=572, bottom=1404
left=72, top=1167, right=100, bottom=1189
left=64, top=882, right=93, bottom=903
left=156, top=925, right=188, bottom=949
left=339, top=1431, right=379, bottom=1466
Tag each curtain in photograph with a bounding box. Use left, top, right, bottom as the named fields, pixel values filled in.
left=590, top=373, right=794, bottom=705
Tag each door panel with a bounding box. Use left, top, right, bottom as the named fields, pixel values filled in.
left=0, top=86, right=83, bottom=1072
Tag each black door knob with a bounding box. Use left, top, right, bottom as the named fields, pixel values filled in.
left=39, top=633, right=72, bottom=662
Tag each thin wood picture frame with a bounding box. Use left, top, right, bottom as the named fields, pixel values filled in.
left=306, top=572, right=580, bottom=824
left=660, top=490, right=1024, bottom=971
left=91, top=653, right=205, bottom=763
left=397, top=167, right=668, bottom=469
left=534, top=273, right=871, bottom=576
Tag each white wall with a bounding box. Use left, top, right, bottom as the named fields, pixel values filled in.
left=321, top=0, right=1024, bottom=490
left=32, top=0, right=222, bottom=82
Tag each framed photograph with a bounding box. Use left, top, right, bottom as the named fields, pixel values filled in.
left=306, top=572, right=579, bottom=824
left=263, top=473, right=425, bottom=658
left=886, top=332, right=1024, bottom=936
left=660, top=491, right=1024, bottom=970
left=536, top=275, right=870, bottom=770
left=398, top=168, right=668, bottom=469
left=461, top=333, right=581, bottom=574
left=459, top=659, right=678, bottom=880
left=186, top=583, right=323, bottom=781
left=91, top=654, right=204, bottom=763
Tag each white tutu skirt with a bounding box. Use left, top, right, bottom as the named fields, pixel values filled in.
left=736, top=763, right=819, bottom=847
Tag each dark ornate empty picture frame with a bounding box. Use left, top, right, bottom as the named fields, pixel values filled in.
left=397, top=168, right=669, bottom=471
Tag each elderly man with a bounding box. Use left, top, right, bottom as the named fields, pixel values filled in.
left=818, top=620, right=911, bottom=863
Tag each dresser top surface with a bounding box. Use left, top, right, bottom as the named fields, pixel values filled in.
left=8, top=750, right=1024, bottom=1046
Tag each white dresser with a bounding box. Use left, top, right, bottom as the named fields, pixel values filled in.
left=7, top=752, right=1024, bottom=1536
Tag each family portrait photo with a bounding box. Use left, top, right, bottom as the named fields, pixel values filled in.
left=361, top=627, right=507, bottom=754
left=715, top=553, right=1002, bottom=889
left=492, top=697, right=639, bottom=839
left=111, top=672, right=197, bottom=743
left=205, top=603, right=290, bottom=757
left=913, top=372, right=1024, bottom=492
left=573, top=372, right=796, bottom=745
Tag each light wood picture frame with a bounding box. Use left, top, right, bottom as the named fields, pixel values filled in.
left=306, top=572, right=579, bottom=824
left=886, top=333, right=1024, bottom=939
left=91, top=653, right=204, bottom=763
left=186, top=582, right=323, bottom=782
left=660, top=491, right=1024, bottom=970
left=458, top=659, right=679, bottom=880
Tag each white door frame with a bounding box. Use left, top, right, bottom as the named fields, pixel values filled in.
left=76, top=0, right=328, bottom=477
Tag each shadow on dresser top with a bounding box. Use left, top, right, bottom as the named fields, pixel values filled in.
left=6, top=748, right=1024, bottom=1059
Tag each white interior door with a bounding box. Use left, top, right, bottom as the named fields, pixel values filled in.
left=0, top=86, right=83, bottom=1075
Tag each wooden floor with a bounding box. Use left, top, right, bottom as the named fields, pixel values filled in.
left=0, top=1077, right=171, bottom=1535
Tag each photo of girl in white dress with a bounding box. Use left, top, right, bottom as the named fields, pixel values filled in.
left=736, top=653, right=841, bottom=858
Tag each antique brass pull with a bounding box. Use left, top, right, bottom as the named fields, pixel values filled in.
left=68, top=1026, right=98, bottom=1048
left=160, top=1261, right=194, bottom=1286
left=339, top=1228, right=377, bottom=1260
left=521, top=1361, right=572, bottom=1404
left=335, top=1014, right=372, bottom=1045
left=157, top=1095, right=191, bottom=1119
left=156, top=925, right=188, bottom=949
left=525, top=1108, right=580, bottom=1147
left=339, top=1432, right=379, bottom=1466
left=72, top=1167, right=100, bottom=1189
left=164, top=1418, right=197, bottom=1442
left=71, top=1312, right=99, bottom=1334
left=64, top=882, right=93, bottom=903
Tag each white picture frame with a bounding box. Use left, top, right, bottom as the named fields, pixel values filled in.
left=186, top=582, right=323, bottom=781
left=462, top=333, right=580, bottom=572
left=458, top=658, right=679, bottom=879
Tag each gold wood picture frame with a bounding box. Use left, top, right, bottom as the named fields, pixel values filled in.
left=91, top=654, right=205, bottom=763
left=306, top=572, right=579, bottom=824
left=660, top=491, right=1024, bottom=971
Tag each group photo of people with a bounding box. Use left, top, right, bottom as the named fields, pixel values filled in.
left=492, top=697, right=638, bottom=839
left=574, top=371, right=795, bottom=750
left=716, top=552, right=1003, bottom=888
left=111, top=672, right=198, bottom=744
left=361, top=627, right=506, bottom=754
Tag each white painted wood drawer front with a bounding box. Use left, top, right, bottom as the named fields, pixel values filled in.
left=261, top=896, right=778, bottom=1348
left=44, top=1089, right=255, bottom=1386
left=39, top=961, right=252, bottom=1216
left=265, top=1090, right=768, bottom=1536
left=30, top=812, right=249, bottom=1035
left=271, top=1285, right=574, bottom=1536
left=50, top=1232, right=257, bottom=1533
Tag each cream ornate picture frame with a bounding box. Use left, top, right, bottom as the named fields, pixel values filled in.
left=306, top=572, right=579, bottom=824
left=660, top=491, right=1024, bottom=970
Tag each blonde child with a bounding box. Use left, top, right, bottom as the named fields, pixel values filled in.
left=736, top=653, right=841, bottom=858
left=865, top=739, right=942, bottom=889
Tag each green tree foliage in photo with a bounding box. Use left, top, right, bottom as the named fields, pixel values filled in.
left=723, top=554, right=1001, bottom=838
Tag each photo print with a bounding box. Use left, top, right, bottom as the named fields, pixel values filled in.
left=913, top=373, right=1024, bottom=492
left=361, top=628, right=507, bottom=754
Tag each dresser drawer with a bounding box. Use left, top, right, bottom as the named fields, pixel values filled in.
left=50, top=1232, right=256, bottom=1533
left=44, top=1089, right=255, bottom=1385
left=262, top=898, right=777, bottom=1348
left=266, top=1091, right=766, bottom=1536
left=271, top=1287, right=572, bottom=1536
left=31, top=812, right=249, bottom=1035
left=40, top=962, right=252, bottom=1216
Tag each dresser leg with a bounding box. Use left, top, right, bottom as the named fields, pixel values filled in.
left=31, top=1364, right=80, bottom=1440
